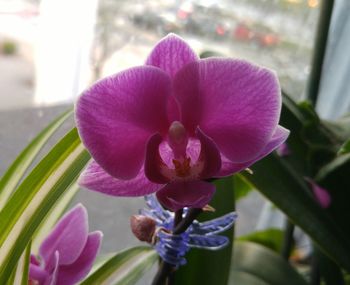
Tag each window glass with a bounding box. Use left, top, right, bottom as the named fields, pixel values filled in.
left=94, top=0, right=320, bottom=100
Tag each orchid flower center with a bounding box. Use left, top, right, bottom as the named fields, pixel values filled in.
left=160, top=121, right=204, bottom=181
left=172, top=157, right=191, bottom=177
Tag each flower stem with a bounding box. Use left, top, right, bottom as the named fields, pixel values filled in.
left=174, top=209, right=183, bottom=228
left=310, top=252, right=321, bottom=285
left=151, top=208, right=203, bottom=285
left=167, top=209, right=184, bottom=285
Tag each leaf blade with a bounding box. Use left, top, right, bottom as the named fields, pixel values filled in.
left=242, top=154, right=350, bottom=271
left=80, top=246, right=157, bottom=285
left=230, top=241, right=307, bottom=285
left=0, top=128, right=90, bottom=282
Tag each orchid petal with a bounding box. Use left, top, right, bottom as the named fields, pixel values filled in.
left=80, top=160, right=163, bottom=196
left=30, top=254, right=40, bottom=266
left=217, top=125, right=289, bottom=177
left=144, top=133, right=170, bottom=184
left=44, top=251, right=59, bottom=285
left=195, top=127, right=221, bottom=179
left=156, top=181, right=215, bottom=211
left=57, top=231, right=102, bottom=285
left=146, top=33, right=198, bottom=78
left=39, top=205, right=88, bottom=267
left=174, top=58, right=281, bottom=163
left=29, top=263, right=48, bottom=284
left=76, top=66, right=171, bottom=179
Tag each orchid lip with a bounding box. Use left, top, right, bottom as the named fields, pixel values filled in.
left=160, top=156, right=204, bottom=182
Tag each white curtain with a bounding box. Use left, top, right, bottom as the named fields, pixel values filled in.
left=316, top=0, right=350, bottom=119
left=34, top=0, right=98, bottom=105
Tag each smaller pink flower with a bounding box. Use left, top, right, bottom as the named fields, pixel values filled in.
left=305, top=178, right=331, bottom=208
left=29, top=204, right=102, bottom=285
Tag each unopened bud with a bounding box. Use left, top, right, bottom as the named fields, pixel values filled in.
left=130, top=215, right=156, bottom=243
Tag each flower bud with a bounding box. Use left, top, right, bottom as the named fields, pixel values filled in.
left=130, top=215, right=157, bottom=243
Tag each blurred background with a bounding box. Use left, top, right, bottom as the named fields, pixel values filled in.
left=0, top=0, right=321, bottom=110
left=0, top=0, right=337, bottom=261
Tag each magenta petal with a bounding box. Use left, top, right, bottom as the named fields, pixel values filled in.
left=144, top=133, right=170, bottom=184
left=305, top=178, right=331, bottom=208
left=195, top=128, right=221, bottom=179
left=44, top=251, right=59, bottom=285
left=146, top=33, right=198, bottom=78
left=29, top=263, right=48, bottom=284
left=156, top=181, right=215, bottom=211
left=217, top=125, right=289, bottom=177
left=80, top=160, right=163, bottom=196
left=39, top=205, right=88, bottom=267
left=174, top=58, right=281, bottom=163
left=30, top=254, right=40, bottom=266
left=56, top=231, right=102, bottom=285
left=76, top=66, right=171, bottom=179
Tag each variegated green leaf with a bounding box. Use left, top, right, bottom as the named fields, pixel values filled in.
left=31, top=183, right=80, bottom=254
left=11, top=242, right=31, bottom=285
left=80, top=246, right=157, bottom=285
left=0, top=128, right=90, bottom=282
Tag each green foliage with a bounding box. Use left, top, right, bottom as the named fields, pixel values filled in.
left=233, top=174, right=254, bottom=201
left=81, top=247, right=157, bottom=285
left=315, top=153, right=350, bottom=243
left=229, top=241, right=307, bottom=285
left=315, top=247, right=345, bottom=285
left=338, top=139, right=350, bottom=155
left=0, top=128, right=90, bottom=282
left=242, top=153, right=350, bottom=271
left=241, top=93, right=350, bottom=279
left=238, top=228, right=284, bottom=253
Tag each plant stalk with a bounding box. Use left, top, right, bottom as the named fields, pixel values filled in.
left=151, top=208, right=202, bottom=285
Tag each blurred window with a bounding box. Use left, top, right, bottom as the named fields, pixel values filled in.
left=93, top=0, right=321, bottom=100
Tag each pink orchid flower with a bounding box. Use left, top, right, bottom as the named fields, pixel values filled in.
left=76, top=34, right=289, bottom=211
left=29, top=204, right=102, bottom=285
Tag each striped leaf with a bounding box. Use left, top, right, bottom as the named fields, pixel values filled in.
left=0, top=128, right=90, bottom=282
left=81, top=246, right=157, bottom=285
left=11, top=242, right=31, bottom=285
left=31, top=183, right=81, bottom=254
